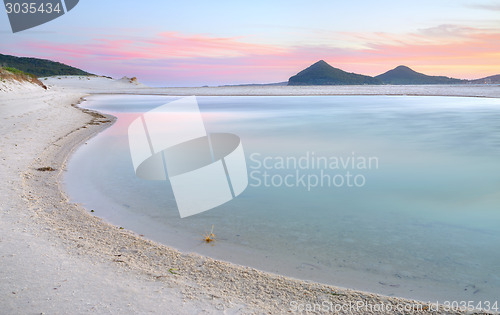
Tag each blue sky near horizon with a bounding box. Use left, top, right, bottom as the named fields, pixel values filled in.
left=1, top=0, right=500, bottom=86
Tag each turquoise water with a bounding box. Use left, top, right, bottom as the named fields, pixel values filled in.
left=65, top=95, right=500, bottom=303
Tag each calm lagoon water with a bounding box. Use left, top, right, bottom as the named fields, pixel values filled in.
left=65, top=95, right=500, bottom=302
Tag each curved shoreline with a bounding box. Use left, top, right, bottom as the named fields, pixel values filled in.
left=11, top=84, right=499, bottom=313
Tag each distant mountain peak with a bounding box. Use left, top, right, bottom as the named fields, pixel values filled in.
left=313, top=60, right=328, bottom=65
left=393, top=65, right=415, bottom=72
left=306, top=60, right=332, bottom=70
left=375, top=65, right=462, bottom=85
left=288, top=60, right=380, bottom=85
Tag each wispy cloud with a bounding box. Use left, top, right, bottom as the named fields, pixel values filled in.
left=22, top=32, right=284, bottom=61
left=416, top=24, right=479, bottom=38
left=469, top=3, right=500, bottom=11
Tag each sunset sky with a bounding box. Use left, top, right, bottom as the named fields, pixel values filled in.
left=1, top=0, right=500, bottom=86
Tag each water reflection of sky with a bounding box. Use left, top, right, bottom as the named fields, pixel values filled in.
left=68, top=94, right=500, bottom=302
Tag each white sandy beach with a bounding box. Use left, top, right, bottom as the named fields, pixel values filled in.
left=1, top=76, right=498, bottom=314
